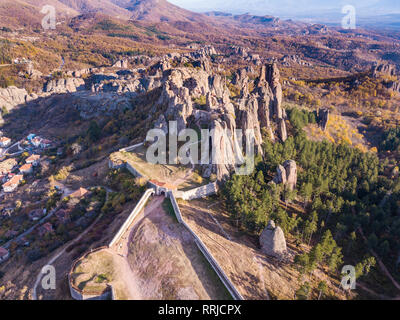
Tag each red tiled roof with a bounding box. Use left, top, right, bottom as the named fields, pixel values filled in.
left=3, top=174, right=23, bottom=187
left=149, top=179, right=177, bottom=190
left=26, top=154, right=40, bottom=162
left=70, top=187, right=89, bottom=198
left=19, top=163, right=32, bottom=172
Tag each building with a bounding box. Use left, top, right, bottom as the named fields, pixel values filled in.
left=0, top=247, right=9, bottom=263
left=69, top=187, right=89, bottom=199
left=2, top=174, right=23, bottom=192
left=0, top=158, right=17, bottom=175
left=0, top=137, right=11, bottom=148
left=19, top=163, right=33, bottom=175
left=26, top=154, right=40, bottom=166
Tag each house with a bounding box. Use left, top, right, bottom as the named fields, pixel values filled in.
left=28, top=208, right=45, bottom=221
left=2, top=174, right=23, bottom=192
left=0, top=158, right=17, bottom=174
left=0, top=247, right=9, bottom=263
left=69, top=187, right=89, bottom=199
left=55, top=209, right=71, bottom=223
left=39, top=222, right=54, bottom=236
left=0, top=137, right=11, bottom=148
left=26, top=154, right=40, bottom=166
left=19, top=163, right=33, bottom=175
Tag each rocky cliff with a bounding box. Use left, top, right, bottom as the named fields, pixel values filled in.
left=150, top=48, right=288, bottom=180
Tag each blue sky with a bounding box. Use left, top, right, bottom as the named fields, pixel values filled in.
left=168, top=0, right=400, bottom=17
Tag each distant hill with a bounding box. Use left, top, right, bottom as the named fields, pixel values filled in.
left=1, top=0, right=214, bottom=24
left=115, top=0, right=210, bottom=22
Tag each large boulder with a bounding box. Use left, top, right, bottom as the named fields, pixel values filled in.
left=260, top=220, right=287, bottom=259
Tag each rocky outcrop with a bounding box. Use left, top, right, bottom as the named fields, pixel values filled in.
left=43, top=78, right=85, bottom=94
left=274, top=160, right=297, bottom=191
left=283, top=160, right=297, bottom=191
left=127, top=47, right=288, bottom=181
left=388, top=81, right=400, bottom=93
left=112, top=59, right=128, bottom=69
left=230, top=46, right=249, bottom=58
left=278, top=119, right=287, bottom=142
left=232, top=68, right=248, bottom=88
left=260, top=220, right=287, bottom=259
left=280, top=55, right=312, bottom=67
left=74, top=92, right=134, bottom=119
left=0, top=86, right=38, bottom=111
left=372, top=63, right=396, bottom=78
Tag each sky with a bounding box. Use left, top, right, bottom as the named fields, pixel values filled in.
left=168, top=0, right=400, bottom=18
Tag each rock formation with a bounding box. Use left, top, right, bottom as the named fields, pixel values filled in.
left=372, top=63, right=396, bottom=78
left=43, top=78, right=85, bottom=94
left=260, top=220, right=287, bottom=259
left=150, top=50, right=288, bottom=180
left=274, top=160, right=297, bottom=191
left=0, top=86, right=38, bottom=111
left=318, top=108, right=330, bottom=131
left=1, top=45, right=289, bottom=183
left=283, top=160, right=297, bottom=191
left=112, top=59, right=128, bottom=69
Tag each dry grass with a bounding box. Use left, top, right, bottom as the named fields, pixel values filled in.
left=113, top=146, right=204, bottom=189
left=179, top=198, right=350, bottom=300
left=72, top=250, right=114, bottom=294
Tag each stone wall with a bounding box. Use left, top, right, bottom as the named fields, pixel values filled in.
left=68, top=246, right=112, bottom=300
left=167, top=191, right=243, bottom=300
left=125, top=162, right=143, bottom=178
left=173, top=182, right=218, bottom=201
left=119, top=142, right=144, bottom=152
left=109, top=188, right=155, bottom=247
